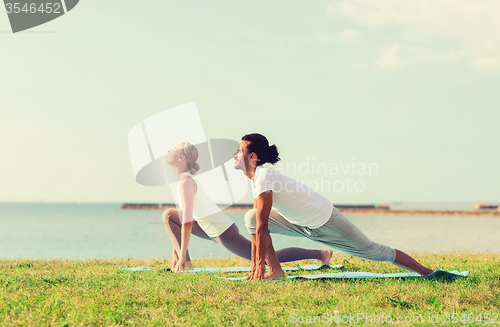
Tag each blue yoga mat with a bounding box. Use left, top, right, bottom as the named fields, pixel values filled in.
left=219, top=270, right=469, bottom=281
left=119, top=263, right=344, bottom=273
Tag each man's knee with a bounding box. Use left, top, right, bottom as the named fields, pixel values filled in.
left=244, top=209, right=257, bottom=234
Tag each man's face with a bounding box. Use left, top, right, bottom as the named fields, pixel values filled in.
left=233, top=140, right=251, bottom=171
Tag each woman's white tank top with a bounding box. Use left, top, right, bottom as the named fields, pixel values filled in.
left=178, top=172, right=233, bottom=238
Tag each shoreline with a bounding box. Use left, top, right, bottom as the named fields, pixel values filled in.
left=0, top=250, right=495, bottom=262
left=120, top=203, right=500, bottom=216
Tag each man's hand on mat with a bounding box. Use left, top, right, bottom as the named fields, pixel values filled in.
left=254, top=263, right=266, bottom=280
left=244, top=265, right=257, bottom=281
left=245, top=248, right=259, bottom=281
left=244, top=267, right=254, bottom=281
left=245, top=263, right=266, bottom=281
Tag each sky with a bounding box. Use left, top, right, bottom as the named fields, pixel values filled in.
left=1, top=1, right=499, bottom=205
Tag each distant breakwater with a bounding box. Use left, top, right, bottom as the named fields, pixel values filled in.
left=120, top=203, right=500, bottom=216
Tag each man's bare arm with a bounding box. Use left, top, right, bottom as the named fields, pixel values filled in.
left=253, top=190, right=273, bottom=280
left=245, top=197, right=260, bottom=281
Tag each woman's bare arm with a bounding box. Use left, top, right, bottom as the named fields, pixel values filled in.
left=176, top=177, right=197, bottom=271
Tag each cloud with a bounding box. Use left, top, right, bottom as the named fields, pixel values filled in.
left=327, top=0, right=500, bottom=70
left=472, top=56, right=500, bottom=71
left=354, top=62, right=368, bottom=69
left=315, top=32, right=334, bottom=43
left=376, top=44, right=403, bottom=69
left=316, top=29, right=361, bottom=44
left=339, top=29, right=361, bottom=44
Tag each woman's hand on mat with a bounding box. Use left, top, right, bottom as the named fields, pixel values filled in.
left=178, top=257, right=187, bottom=271
left=173, top=256, right=187, bottom=272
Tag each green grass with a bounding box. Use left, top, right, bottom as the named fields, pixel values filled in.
left=1, top=252, right=499, bottom=326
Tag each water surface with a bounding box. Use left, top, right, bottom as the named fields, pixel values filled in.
left=1, top=203, right=498, bottom=260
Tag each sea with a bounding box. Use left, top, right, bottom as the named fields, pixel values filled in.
left=1, top=202, right=499, bottom=260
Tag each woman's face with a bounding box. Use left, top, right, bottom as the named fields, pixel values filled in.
left=165, top=143, right=184, bottom=165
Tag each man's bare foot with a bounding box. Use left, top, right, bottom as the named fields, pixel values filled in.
left=264, top=269, right=286, bottom=281
left=320, top=249, right=333, bottom=265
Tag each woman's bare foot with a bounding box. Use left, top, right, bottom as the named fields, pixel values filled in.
left=264, top=268, right=286, bottom=281
left=320, top=249, right=333, bottom=265
left=185, top=261, right=193, bottom=270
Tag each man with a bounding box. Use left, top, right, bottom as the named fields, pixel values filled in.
left=233, top=133, right=434, bottom=281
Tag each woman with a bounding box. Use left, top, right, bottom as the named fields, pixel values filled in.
left=162, top=141, right=333, bottom=272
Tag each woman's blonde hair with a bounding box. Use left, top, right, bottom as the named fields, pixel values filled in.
left=180, top=142, right=200, bottom=175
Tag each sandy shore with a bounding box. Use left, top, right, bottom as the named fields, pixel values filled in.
left=120, top=203, right=500, bottom=216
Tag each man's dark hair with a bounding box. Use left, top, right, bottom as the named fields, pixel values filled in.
left=241, top=133, right=280, bottom=165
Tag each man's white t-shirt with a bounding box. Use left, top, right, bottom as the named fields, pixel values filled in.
left=252, top=165, right=333, bottom=229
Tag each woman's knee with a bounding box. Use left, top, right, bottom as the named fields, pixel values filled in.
left=162, top=208, right=177, bottom=223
